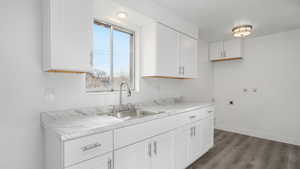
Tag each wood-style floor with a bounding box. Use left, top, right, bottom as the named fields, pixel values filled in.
left=188, top=129, right=300, bottom=169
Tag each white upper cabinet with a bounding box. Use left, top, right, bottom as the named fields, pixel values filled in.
left=155, top=23, right=181, bottom=77
left=142, top=22, right=198, bottom=79
left=209, top=39, right=242, bottom=62
left=43, top=0, right=93, bottom=73
left=180, top=34, right=198, bottom=78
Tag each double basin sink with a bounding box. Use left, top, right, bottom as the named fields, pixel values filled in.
left=107, top=110, right=157, bottom=120
left=103, top=105, right=162, bottom=121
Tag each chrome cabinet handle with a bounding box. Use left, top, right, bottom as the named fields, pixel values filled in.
left=190, top=127, right=193, bottom=137
left=208, top=110, right=213, bottom=113
left=179, top=66, right=184, bottom=75
left=148, top=143, right=152, bottom=157
left=193, top=127, right=196, bottom=136
left=182, top=67, right=185, bottom=75
left=108, top=158, right=112, bottom=169
left=189, top=115, right=196, bottom=119
left=153, top=141, right=157, bottom=155
left=80, top=143, right=101, bottom=152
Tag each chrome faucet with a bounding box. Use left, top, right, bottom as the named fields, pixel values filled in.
left=119, top=81, right=132, bottom=109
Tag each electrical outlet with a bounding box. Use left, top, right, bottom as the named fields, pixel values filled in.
left=44, top=88, right=55, bottom=102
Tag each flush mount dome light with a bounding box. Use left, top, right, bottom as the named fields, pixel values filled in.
left=117, top=12, right=128, bottom=19
left=232, top=25, right=253, bottom=38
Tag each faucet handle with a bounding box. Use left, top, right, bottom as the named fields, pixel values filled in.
left=127, top=89, right=132, bottom=97
left=112, top=105, right=118, bottom=113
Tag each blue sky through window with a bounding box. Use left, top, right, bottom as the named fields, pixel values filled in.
left=87, top=22, right=134, bottom=91
left=93, top=23, right=131, bottom=77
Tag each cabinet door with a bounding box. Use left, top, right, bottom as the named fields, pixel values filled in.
left=114, top=140, right=151, bottom=169
left=156, top=24, right=180, bottom=77
left=68, top=153, right=112, bottom=169
left=180, top=35, right=198, bottom=78
left=224, top=39, right=241, bottom=58
left=174, top=126, right=191, bottom=169
left=189, top=122, right=203, bottom=162
left=209, top=41, right=222, bottom=60
left=201, top=117, right=214, bottom=153
left=47, top=0, right=93, bottom=72
left=151, top=131, right=175, bottom=169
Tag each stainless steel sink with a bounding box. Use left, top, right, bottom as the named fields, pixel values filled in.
left=107, top=110, right=158, bottom=120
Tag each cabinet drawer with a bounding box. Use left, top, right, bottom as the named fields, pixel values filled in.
left=114, top=114, right=184, bottom=149
left=66, top=153, right=113, bottom=169
left=64, top=131, right=113, bottom=167
left=183, top=107, right=213, bottom=123
left=114, top=106, right=214, bottom=149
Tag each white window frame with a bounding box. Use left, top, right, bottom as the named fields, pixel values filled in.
left=86, top=20, right=136, bottom=93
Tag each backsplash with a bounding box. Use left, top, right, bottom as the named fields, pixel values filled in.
left=43, top=73, right=185, bottom=110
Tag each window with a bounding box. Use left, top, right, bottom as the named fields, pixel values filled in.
left=86, top=21, right=135, bottom=92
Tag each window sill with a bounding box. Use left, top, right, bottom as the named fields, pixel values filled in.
left=86, top=90, right=139, bottom=95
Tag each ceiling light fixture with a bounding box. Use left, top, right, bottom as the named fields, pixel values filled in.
left=232, top=25, right=253, bottom=38
left=117, top=12, right=128, bottom=19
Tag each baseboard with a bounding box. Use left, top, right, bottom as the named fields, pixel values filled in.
left=215, top=125, right=300, bottom=146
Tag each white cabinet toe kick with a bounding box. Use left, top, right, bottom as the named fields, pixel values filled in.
left=44, top=106, right=214, bottom=169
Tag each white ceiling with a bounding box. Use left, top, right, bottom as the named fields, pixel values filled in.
left=150, top=0, right=300, bottom=42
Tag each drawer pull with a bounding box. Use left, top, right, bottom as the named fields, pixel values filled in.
left=148, top=143, right=152, bottom=157
left=193, top=127, right=196, bottom=136
left=108, top=158, right=112, bottom=169
left=189, top=116, right=196, bottom=119
left=208, top=111, right=213, bottom=113
left=80, top=143, right=102, bottom=152
left=153, top=141, right=157, bottom=155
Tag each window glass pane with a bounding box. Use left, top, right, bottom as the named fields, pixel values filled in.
left=112, top=29, right=133, bottom=90
left=86, top=21, right=135, bottom=92
left=86, top=23, right=112, bottom=91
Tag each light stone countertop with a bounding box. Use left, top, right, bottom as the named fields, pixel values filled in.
left=41, top=100, right=213, bottom=141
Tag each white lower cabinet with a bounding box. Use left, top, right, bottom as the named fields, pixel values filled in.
left=67, top=153, right=112, bottom=169
left=201, top=116, right=214, bottom=153
left=115, top=131, right=175, bottom=169
left=151, top=131, right=175, bottom=169
left=174, top=126, right=191, bottom=169
left=114, top=139, right=151, bottom=169
left=190, top=121, right=203, bottom=162
left=174, top=114, right=214, bottom=169
left=44, top=106, right=214, bottom=169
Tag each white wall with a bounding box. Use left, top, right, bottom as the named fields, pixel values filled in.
left=112, top=0, right=199, bottom=38
left=214, top=29, right=300, bottom=145
left=0, top=0, right=184, bottom=169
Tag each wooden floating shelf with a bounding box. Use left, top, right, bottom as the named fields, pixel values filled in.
left=46, top=70, right=87, bottom=74
left=211, top=57, right=243, bottom=62
left=143, top=76, right=192, bottom=80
